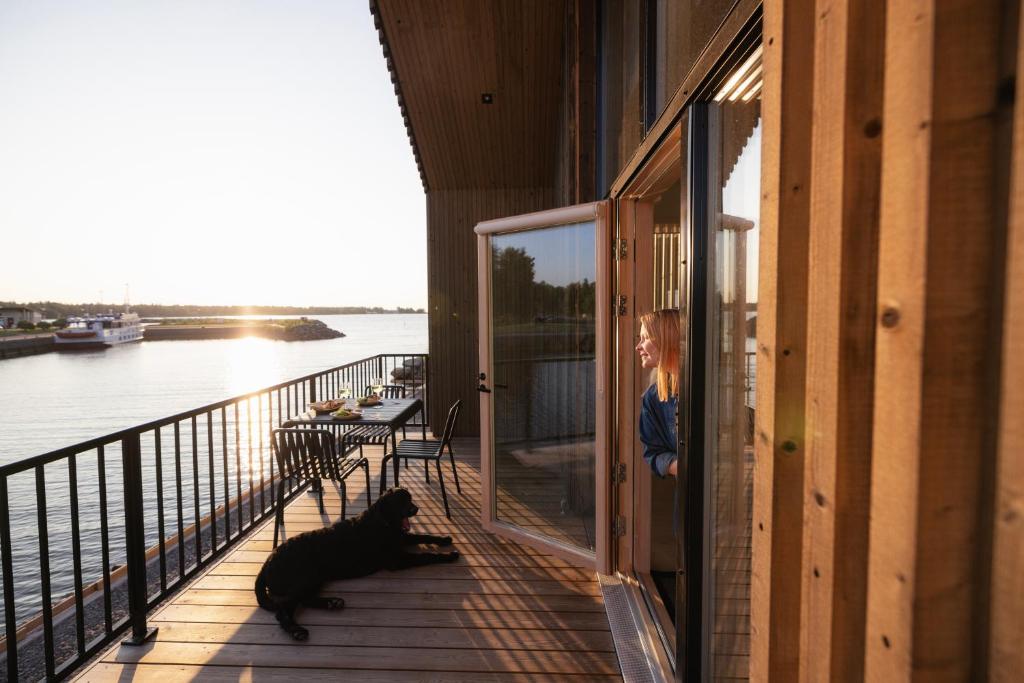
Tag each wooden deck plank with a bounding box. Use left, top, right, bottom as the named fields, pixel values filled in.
left=171, top=588, right=607, bottom=612
left=135, top=621, right=615, bottom=651
left=205, top=561, right=595, bottom=583
left=152, top=605, right=615, bottom=631
left=191, top=574, right=603, bottom=597
left=80, top=663, right=623, bottom=682
left=104, top=642, right=621, bottom=675
left=74, top=438, right=621, bottom=681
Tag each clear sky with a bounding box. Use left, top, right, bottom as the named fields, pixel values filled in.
left=0, top=0, right=426, bottom=308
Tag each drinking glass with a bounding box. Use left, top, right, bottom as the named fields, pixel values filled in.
left=371, top=377, right=385, bottom=395
left=339, top=383, right=353, bottom=399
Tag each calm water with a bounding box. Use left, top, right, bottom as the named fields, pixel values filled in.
left=0, top=314, right=427, bottom=462
left=0, top=313, right=427, bottom=626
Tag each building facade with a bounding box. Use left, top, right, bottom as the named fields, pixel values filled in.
left=372, top=0, right=1022, bottom=680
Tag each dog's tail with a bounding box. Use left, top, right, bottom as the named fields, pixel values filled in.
left=254, top=568, right=279, bottom=611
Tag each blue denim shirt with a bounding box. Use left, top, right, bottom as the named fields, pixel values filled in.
left=640, top=384, right=678, bottom=477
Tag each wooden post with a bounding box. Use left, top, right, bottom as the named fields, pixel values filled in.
left=800, top=0, right=885, bottom=681
left=990, top=4, right=1024, bottom=679
left=753, top=1, right=815, bottom=680
left=865, top=0, right=1004, bottom=679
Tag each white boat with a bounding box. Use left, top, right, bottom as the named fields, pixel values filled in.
left=54, top=312, right=143, bottom=348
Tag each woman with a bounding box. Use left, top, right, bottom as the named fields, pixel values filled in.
left=636, top=309, right=680, bottom=477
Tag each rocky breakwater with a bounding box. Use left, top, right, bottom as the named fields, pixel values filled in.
left=279, top=318, right=345, bottom=341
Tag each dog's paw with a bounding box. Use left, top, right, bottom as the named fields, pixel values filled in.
left=326, top=597, right=345, bottom=610
left=444, top=550, right=460, bottom=562
left=290, top=626, right=309, bottom=641
left=439, top=535, right=453, bottom=546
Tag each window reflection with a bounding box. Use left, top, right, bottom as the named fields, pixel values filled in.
left=704, top=55, right=761, bottom=682
left=491, top=222, right=597, bottom=551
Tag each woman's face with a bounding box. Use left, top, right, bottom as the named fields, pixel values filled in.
left=636, top=323, right=660, bottom=369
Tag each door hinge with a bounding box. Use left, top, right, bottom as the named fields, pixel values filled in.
left=612, top=515, right=627, bottom=537
left=614, top=239, right=628, bottom=261
left=615, top=295, right=628, bottom=316
left=611, top=461, right=627, bottom=485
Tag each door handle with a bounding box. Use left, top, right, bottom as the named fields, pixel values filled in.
left=477, top=384, right=492, bottom=393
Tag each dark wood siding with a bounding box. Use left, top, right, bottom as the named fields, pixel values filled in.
left=426, top=188, right=559, bottom=436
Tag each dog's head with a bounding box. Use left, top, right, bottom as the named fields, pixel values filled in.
left=371, top=487, right=418, bottom=532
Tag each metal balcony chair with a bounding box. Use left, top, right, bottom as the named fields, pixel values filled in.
left=379, top=400, right=462, bottom=518
left=270, top=428, right=370, bottom=548
left=348, top=384, right=410, bottom=456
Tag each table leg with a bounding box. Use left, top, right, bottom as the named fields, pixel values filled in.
left=392, top=429, right=400, bottom=488
left=421, top=404, right=426, bottom=441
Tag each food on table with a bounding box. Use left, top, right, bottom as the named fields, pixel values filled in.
left=331, top=407, right=362, bottom=419
left=310, top=399, right=345, bottom=414
left=357, top=394, right=382, bottom=407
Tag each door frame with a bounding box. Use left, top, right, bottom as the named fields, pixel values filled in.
left=475, top=201, right=613, bottom=572
left=611, top=120, right=686, bottom=661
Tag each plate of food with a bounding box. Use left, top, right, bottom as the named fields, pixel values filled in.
left=357, top=394, right=382, bottom=407
left=331, top=407, right=363, bottom=420
left=310, top=399, right=345, bottom=414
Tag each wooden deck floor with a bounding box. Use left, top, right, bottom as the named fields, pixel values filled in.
left=74, top=438, right=622, bottom=681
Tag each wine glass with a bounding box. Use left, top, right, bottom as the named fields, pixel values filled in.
left=371, top=377, right=385, bottom=395
left=339, top=382, right=353, bottom=400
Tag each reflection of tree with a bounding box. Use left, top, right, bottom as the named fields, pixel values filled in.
left=492, top=245, right=596, bottom=323
left=493, top=246, right=536, bottom=323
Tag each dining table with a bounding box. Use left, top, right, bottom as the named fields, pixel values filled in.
left=282, top=396, right=425, bottom=489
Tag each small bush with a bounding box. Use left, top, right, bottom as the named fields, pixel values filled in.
left=35, top=321, right=51, bottom=330
left=16, top=320, right=35, bottom=330
left=53, top=318, right=67, bottom=329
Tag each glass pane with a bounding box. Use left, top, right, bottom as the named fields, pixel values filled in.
left=705, top=53, right=762, bottom=682
left=491, top=222, right=597, bottom=552
left=645, top=180, right=683, bottom=628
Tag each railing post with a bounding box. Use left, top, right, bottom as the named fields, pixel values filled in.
left=0, top=479, right=19, bottom=680
left=121, top=433, right=157, bottom=645
left=308, top=377, right=316, bottom=404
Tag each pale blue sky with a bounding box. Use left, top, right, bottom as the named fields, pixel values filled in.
left=0, top=0, right=426, bottom=308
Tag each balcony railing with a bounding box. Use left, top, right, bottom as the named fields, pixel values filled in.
left=0, top=353, right=428, bottom=681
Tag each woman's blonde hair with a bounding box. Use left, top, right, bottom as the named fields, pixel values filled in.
left=639, top=309, right=681, bottom=402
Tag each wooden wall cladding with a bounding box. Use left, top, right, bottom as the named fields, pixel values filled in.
left=865, top=0, right=1009, bottom=678
left=426, top=188, right=558, bottom=436
left=800, top=0, right=884, bottom=680
left=375, top=0, right=566, bottom=192
left=751, top=0, right=814, bottom=680
left=759, top=0, right=1018, bottom=679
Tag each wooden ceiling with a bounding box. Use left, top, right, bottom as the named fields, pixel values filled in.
left=372, top=1, right=567, bottom=192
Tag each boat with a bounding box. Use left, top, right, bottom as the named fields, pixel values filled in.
left=54, top=312, right=143, bottom=348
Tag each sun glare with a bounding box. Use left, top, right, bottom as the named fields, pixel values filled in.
left=224, top=337, right=282, bottom=398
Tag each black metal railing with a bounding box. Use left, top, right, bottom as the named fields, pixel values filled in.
left=0, top=353, right=427, bottom=681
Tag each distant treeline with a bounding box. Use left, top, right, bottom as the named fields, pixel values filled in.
left=1, top=302, right=425, bottom=318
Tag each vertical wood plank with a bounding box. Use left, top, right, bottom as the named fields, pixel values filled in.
left=990, top=5, right=1024, bottom=678
left=866, top=0, right=1003, bottom=679
left=800, top=0, right=884, bottom=681
left=753, top=1, right=815, bottom=681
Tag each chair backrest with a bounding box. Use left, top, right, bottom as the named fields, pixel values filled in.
left=367, top=384, right=405, bottom=398
left=271, top=428, right=344, bottom=483
left=439, top=400, right=462, bottom=448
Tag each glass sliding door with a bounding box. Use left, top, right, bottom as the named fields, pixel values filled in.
left=476, top=203, right=611, bottom=569
left=681, top=44, right=761, bottom=681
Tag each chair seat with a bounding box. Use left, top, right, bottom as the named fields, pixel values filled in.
left=342, top=425, right=392, bottom=445
left=394, top=439, right=444, bottom=459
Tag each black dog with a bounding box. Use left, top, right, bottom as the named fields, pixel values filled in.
left=255, top=487, right=458, bottom=640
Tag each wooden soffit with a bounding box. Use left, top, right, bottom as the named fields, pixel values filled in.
left=372, top=0, right=566, bottom=192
